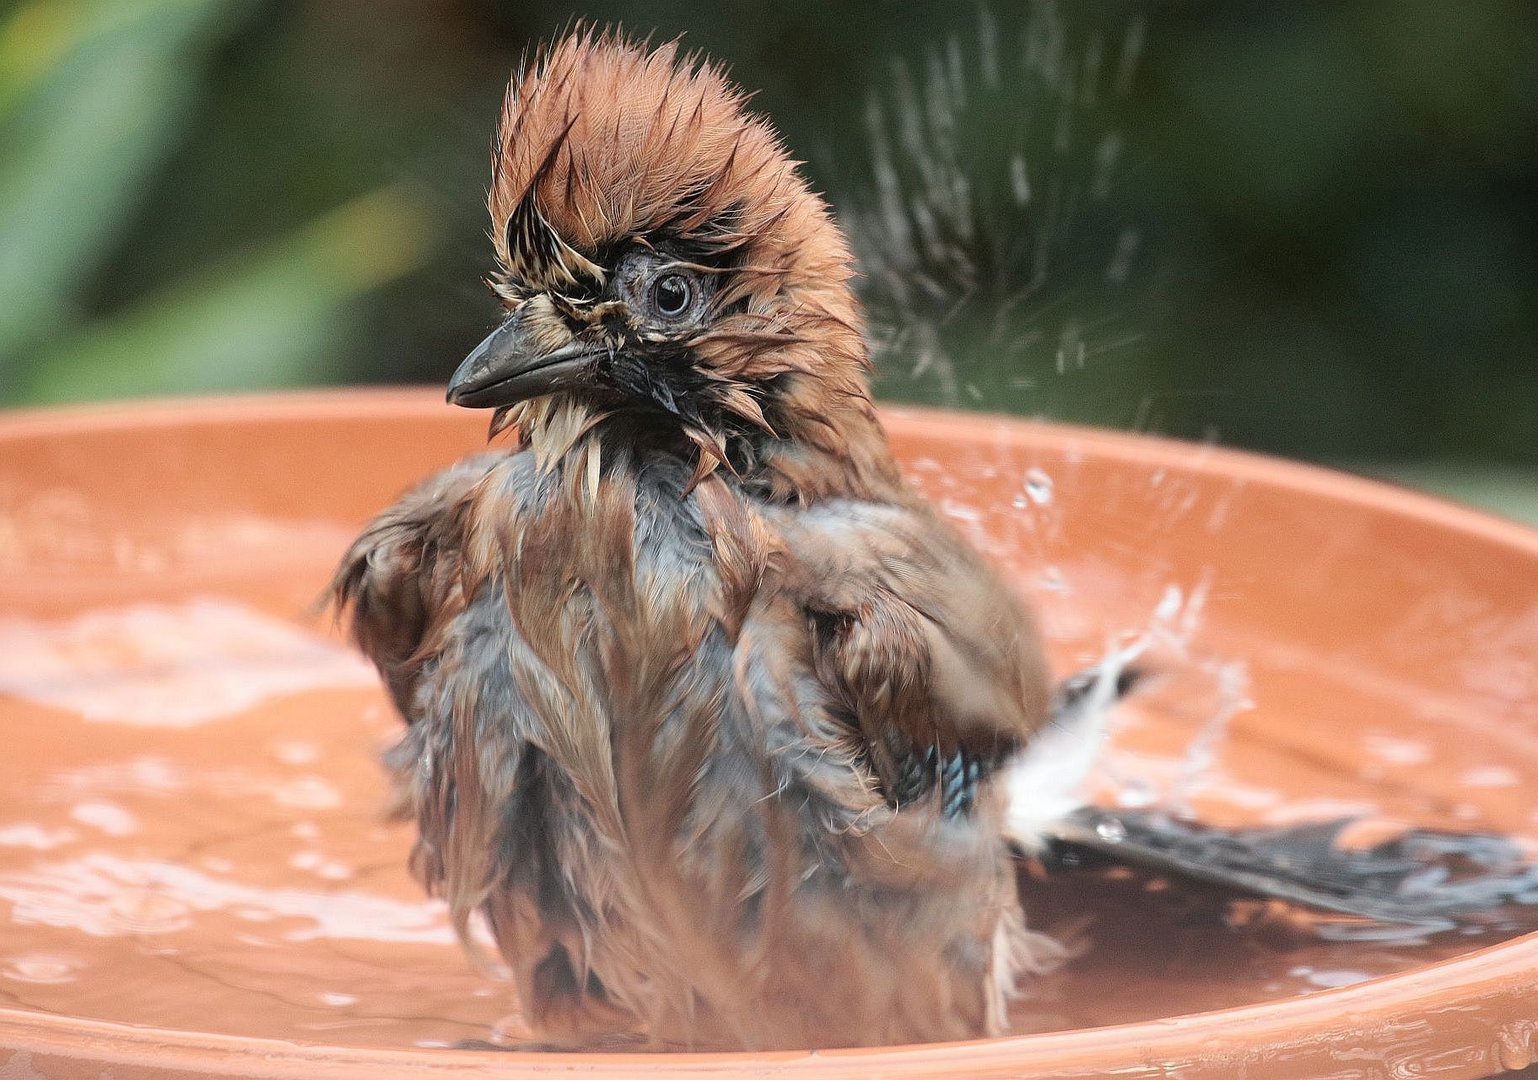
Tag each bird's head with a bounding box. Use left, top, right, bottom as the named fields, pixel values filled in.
left=449, top=30, right=900, bottom=500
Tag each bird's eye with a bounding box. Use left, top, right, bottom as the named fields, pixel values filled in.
left=651, top=273, right=692, bottom=318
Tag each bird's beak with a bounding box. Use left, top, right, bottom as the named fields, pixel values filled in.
left=446, top=315, right=601, bottom=409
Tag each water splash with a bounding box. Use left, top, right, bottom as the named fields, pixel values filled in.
left=849, top=3, right=1151, bottom=420
left=1006, top=577, right=1213, bottom=846
left=1167, top=659, right=1254, bottom=819
left=1024, top=467, right=1055, bottom=505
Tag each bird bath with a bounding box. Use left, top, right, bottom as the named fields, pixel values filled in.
left=1, top=389, right=1536, bottom=1079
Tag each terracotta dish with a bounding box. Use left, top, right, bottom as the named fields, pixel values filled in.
left=0, top=390, right=1535, bottom=1078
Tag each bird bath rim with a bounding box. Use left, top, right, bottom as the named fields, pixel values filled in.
left=1, top=389, right=1536, bottom=1080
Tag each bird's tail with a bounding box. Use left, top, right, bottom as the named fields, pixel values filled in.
left=1014, top=662, right=1538, bottom=939
left=1039, top=808, right=1538, bottom=941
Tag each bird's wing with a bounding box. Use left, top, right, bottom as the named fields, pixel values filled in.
left=771, top=498, right=1051, bottom=812
left=329, top=452, right=506, bottom=716
left=332, top=451, right=649, bottom=1041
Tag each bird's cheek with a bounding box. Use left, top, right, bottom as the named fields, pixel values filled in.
left=519, top=295, right=581, bottom=354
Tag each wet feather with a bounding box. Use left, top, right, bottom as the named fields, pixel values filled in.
left=333, top=30, right=1056, bottom=1051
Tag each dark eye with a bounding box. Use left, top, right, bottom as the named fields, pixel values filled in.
left=651, top=272, right=692, bottom=318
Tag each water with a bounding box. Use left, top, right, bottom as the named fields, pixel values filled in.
left=850, top=6, right=1151, bottom=420
left=0, top=581, right=1530, bottom=1047
left=896, top=423, right=1538, bottom=1037
left=0, top=633, right=1513, bottom=1046
left=0, top=603, right=501, bottom=1045
left=1, top=407, right=1537, bottom=1051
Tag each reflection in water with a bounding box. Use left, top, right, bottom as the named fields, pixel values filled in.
left=0, top=853, right=450, bottom=944
left=69, top=802, right=138, bottom=837
left=0, top=826, right=77, bottom=851
left=2, top=955, right=81, bottom=985
left=0, top=599, right=374, bottom=726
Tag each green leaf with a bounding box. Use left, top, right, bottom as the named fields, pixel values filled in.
left=20, top=186, right=436, bottom=402
left=0, top=0, right=251, bottom=380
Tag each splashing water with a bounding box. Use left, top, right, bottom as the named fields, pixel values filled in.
left=847, top=2, right=1152, bottom=423
left=1004, top=566, right=1255, bottom=849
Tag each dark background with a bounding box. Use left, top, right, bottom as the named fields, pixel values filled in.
left=3, top=0, right=1534, bottom=486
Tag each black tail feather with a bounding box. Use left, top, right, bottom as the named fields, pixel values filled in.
left=1040, top=807, right=1538, bottom=939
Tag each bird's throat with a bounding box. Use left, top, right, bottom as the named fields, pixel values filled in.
left=509, top=397, right=608, bottom=475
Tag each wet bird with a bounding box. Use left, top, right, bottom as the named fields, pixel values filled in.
left=334, top=31, right=1057, bottom=1050
left=333, top=30, right=1538, bottom=1051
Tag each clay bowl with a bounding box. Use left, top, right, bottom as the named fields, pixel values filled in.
left=1, top=390, right=1536, bottom=1079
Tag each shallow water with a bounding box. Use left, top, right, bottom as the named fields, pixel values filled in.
left=0, top=585, right=1530, bottom=1049
left=1, top=403, right=1535, bottom=1052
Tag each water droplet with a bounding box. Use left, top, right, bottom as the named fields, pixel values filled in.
left=1023, top=468, right=1054, bottom=505
left=1094, top=816, right=1127, bottom=843
left=1496, top=1034, right=1534, bottom=1073
left=1153, top=585, right=1183, bottom=624
left=1009, top=154, right=1031, bottom=204
left=1037, top=566, right=1070, bottom=595
left=1090, top=132, right=1121, bottom=200
left=1116, top=778, right=1157, bottom=809
left=1106, top=227, right=1140, bottom=283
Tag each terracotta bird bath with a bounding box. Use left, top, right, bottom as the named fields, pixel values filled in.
left=0, top=390, right=1536, bottom=1078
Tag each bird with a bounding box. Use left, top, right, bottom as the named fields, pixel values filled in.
left=332, top=29, right=1060, bottom=1050
left=331, top=28, right=1538, bottom=1052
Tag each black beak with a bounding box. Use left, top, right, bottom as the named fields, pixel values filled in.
left=446, top=315, right=601, bottom=409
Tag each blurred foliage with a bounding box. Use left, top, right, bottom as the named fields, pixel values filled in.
left=0, top=0, right=1534, bottom=468
left=0, top=0, right=435, bottom=403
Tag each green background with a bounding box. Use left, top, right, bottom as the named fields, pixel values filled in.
left=2, top=0, right=1534, bottom=518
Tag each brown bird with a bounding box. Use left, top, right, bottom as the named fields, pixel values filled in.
left=331, top=28, right=1538, bottom=1052
left=333, top=30, right=1055, bottom=1050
